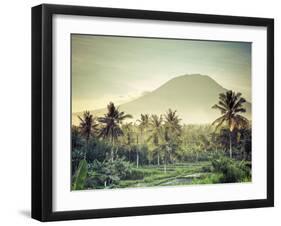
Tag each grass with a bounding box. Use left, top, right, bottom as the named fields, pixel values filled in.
left=84, top=159, right=252, bottom=189
left=117, top=161, right=212, bottom=188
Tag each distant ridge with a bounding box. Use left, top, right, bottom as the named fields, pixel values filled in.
left=72, top=74, right=251, bottom=125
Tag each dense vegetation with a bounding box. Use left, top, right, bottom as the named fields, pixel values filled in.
left=71, top=90, right=252, bottom=190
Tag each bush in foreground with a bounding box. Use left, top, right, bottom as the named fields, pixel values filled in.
left=211, top=156, right=251, bottom=183
left=85, top=158, right=133, bottom=189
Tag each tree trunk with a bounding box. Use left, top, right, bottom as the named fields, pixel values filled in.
left=242, top=140, right=247, bottom=160
left=164, top=159, right=167, bottom=174
left=111, top=137, right=115, bottom=162
left=110, top=147, right=114, bottom=162
left=229, top=132, right=232, bottom=158
left=157, top=152, right=160, bottom=166
left=84, top=139, right=88, bottom=159
left=136, top=151, right=139, bottom=168
left=115, top=146, right=118, bottom=159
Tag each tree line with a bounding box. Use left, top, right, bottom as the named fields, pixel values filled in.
left=72, top=90, right=251, bottom=176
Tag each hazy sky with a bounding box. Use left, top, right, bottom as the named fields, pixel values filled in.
left=72, top=34, right=251, bottom=112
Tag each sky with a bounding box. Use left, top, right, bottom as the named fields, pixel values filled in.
left=72, top=34, right=251, bottom=112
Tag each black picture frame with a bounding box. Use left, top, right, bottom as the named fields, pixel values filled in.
left=32, top=4, right=274, bottom=222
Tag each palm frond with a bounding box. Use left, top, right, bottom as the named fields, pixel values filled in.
left=212, top=104, right=227, bottom=113
left=212, top=90, right=249, bottom=132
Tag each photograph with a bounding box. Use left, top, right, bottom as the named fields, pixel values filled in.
left=71, top=34, right=252, bottom=191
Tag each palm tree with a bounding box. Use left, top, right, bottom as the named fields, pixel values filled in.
left=163, top=109, right=182, bottom=172
left=78, top=111, right=98, bottom=158
left=212, top=90, right=249, bottom=158
left=137, top=114, right=150, bottom=141
left=210, top=132, right=220, bottom=154
left=136, top=114, right=150, bottom=167
left=122, top=122, right=134, bottom=162
left=164, top=109, right=182, bottom=150
left=98, top=102, right=132, bottom=161
left=164, top=109, right=182, bottom=136
left=147, top=114, right=163, bottom=166
left=237, top=127, right=252, bottom=160
left=71, top=125, right=82, bottom=149
left=132, top=124, right=141, bottom=168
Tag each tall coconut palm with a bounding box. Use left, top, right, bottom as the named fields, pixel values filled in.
left=122, top=122, right=134, bottom=162
left=137, top=114, right=150, bottom=141
left=136, top=114, right=150, bottom=167
left=78, top=111, right=98, bottom=158
left=147, top=114, right=163, bottom=166
left=238, top=128, right=252, bottom=160
left=163, top=109, right=182, bottom=172
left=210, top=132, right=220, bottom=154
left=132, top=123, right=141, bottom=168
left=164, top=109, right=182, bottom=137
left=98, top=102, right=132, bottom=161
left=212, top=90, right=249, bottom=158
left=71, top=125, right=83, bottom=150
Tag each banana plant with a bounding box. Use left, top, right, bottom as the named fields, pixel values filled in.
left=72, top=159, right=88, bottom=190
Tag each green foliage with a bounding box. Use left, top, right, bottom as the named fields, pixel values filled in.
left=124, top=168, right=145, bottom=180
left=71, top=148, right=84, bottom=175
left=86, top=158, right=132, bottom=189
left=71, top=100, right=252, bottom=189
left=72, top=159, right=88, bottom=190
left=201, top=165, right=212, bottom=173
left=85, top=140, right=111, bottom=162
left=211, top=156, right=251, bottom=183
left=71, top=126, right=83, bottom=149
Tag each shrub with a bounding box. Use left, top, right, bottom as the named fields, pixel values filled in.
left=211, top=156, right=251, bottom=183
left=86, top=158, right=132, bottom=188
left=111, top=158, right=132, bottom=180
left=201, top=165, right=212, bottom=173
left=72, top=159, right=88, bottom=190
left=85, top=140, right=111, bottom=163
left=124, top=168, right=145, bottom=180
left=71, top=148, right=84, bottom=175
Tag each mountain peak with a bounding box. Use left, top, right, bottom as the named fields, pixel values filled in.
left=171, top=73, right=213, bottom=80
left=167, top=73, right=224, bottom=87
left=72, top=74, right=251, bottom=125
left=154, top=73, right=225, bottom=95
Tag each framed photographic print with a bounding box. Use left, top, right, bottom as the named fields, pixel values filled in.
left=32, top=4, right=274, bottom=221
